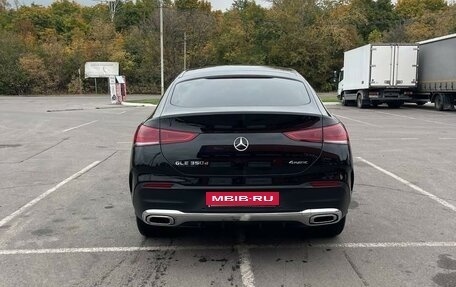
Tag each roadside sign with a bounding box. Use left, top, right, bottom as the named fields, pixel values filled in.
left=85, top=62, right=119, bottom=78
left=109, top=76, right=117, bottom=104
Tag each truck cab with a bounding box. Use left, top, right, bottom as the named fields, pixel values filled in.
left=337, top=68, right=344, bottom=100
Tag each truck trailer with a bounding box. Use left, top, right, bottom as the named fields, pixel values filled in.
left=416, top=33, right=456, bottom=111
left=337, top=44, right=419, bottom=108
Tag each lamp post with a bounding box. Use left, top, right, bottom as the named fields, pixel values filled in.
left=160, top=0, right=164, bottom=96
left=183, top=31, right=187, bottom=70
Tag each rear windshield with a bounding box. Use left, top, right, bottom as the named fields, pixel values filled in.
left=170, top=78, right=311, bottom=107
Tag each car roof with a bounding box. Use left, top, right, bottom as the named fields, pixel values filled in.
left=178, top=65, right=301, bottom=81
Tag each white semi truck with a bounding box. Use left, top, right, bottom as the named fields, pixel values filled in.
left=337, top=44, right=419, bottom=108
left=416, top=33, right=456, bottom=111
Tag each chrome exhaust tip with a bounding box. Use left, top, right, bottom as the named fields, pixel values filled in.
left=144, top=215, right=175, bottom=226
left=309, top=213, right=339, bottom=225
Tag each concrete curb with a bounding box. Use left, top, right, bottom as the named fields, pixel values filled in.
left=322, top=102, right=341, bottom=106
left=121, top=102, right=157, bottom=107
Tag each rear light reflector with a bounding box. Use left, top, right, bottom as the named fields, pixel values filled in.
left=323, top=123, right=349, bottom=144
left=143, top=182, right=174, bottom=189
left=310, top=181, right=342, bottom=188
left=134, top=124, right=198, bottom=146
left=283, top=127, right=322, bottom=142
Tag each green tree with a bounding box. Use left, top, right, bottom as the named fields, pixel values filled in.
left=0, top=31, right=28, bottom=94
left=396, top=0, right=446, bottom=19
left=348, top=0, right=398, bottom=42
left=212, top=0, right=268, bottom=64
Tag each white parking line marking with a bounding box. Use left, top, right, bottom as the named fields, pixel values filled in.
left=333, top=114, right=380, bottom=127
left=376, top=111, right=416, bottom=120
left=238, top=245, right=256, bottom=287
left=62, top=120, right=97, bottom=133
left=310, top=242, right=456, bottom=248
left=0, top=246, right=184, bottom=255
left=423, top=120, right=453, bottom=126
left=357, top=157, right=456, bottom=212
left=0, top=161, right=101, bottom=228
left=362, top=138, right=419, bottom=141
left=1, top=242, right=456, bottom=255
left=356, top=137, right=454, bottom=141
left=237, top=232, right=256, bottom=287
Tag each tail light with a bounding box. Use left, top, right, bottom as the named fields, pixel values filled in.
left=284, top=123, right=348, bottom=144
left=323, top=123, right=349, bottom=144
left=283, top=127, right=322, bottom=143
left=134, top=125, right=198, bottom=146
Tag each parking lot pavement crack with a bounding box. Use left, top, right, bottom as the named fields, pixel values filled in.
left=19, top=137, right=69, bottom=163
left=343, top=250, right=370, bottom=287
left=354, top=183, right=419, bottom=195
left=89, top=256, right=127, bottom=287
left=0, top=182, right=58, bottom=190
left=46, top=108, right=85, bottom=112
left=96, top=151, right=118, bottom=165
left=138, top=249, right=174, bottom=287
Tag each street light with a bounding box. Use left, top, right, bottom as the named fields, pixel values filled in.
left=183, top=31, right=187, bottom=70
left=160, top=0, right=164, bottom=96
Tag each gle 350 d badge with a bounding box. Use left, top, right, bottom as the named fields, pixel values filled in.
left=174, top=160, right=209, bottom=166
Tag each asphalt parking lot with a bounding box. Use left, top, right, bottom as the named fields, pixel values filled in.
left=0, top=96, right=455, bottom=287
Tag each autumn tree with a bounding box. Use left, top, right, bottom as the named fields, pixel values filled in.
left=0, top=31, right=28, bottom=94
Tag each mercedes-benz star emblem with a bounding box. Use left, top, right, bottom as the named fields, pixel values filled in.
left=234, top=136, right=249, bottom=152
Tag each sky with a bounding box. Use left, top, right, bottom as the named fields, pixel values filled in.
left=210, top=0, right=270, bottom=11
left=18, top=0, right=271, bottom=10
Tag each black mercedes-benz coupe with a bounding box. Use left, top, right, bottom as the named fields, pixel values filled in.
left=129, top=66, right=353, bottom=237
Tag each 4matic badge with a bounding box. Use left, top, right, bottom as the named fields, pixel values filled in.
left=288, top=160, right=309, bottom=165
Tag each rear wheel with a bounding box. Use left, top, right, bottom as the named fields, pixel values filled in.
left=312, top=216, right=346, bottom=238
left=435, top=94, right=444, bottom=111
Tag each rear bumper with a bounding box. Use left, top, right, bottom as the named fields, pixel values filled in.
left=142, top=208, right=342, bottom=227
left=132, top=184, right=351, bottom=225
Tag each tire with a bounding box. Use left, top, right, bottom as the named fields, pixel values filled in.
left=341, top=94, right=348, bottom=106
left=312, top=216, right=346, bottom=238
left=356, top=94, right=366, bottom=109
left=435, top=94, right=444, bottom=111
left=416, top=101, right=426, bottom=106
left=136, top=216, right=174, bottom=238
left=387, top=102, right=401, bottom=109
